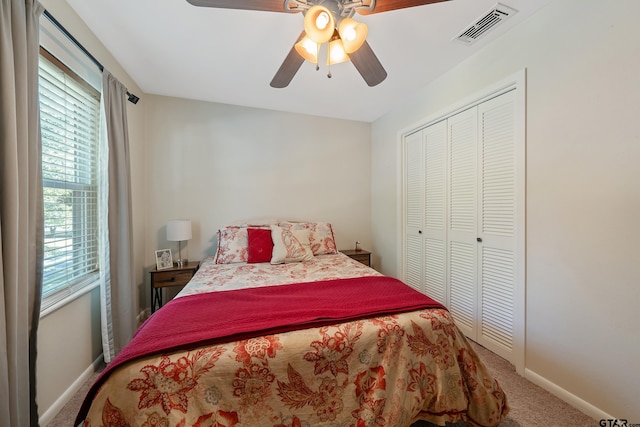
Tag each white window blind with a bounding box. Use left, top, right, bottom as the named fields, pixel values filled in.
left=39, top=50, right=101, bottom=311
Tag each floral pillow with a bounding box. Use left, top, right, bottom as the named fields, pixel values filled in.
left=277, top=222, right=338, bottom=255
left=215, top=225, right=270, bottom=264
left=214, top=221, right=336, bottom=264
left=270, top=225, right=315, bottom=264
left=214, top=226, right=249, bottom=264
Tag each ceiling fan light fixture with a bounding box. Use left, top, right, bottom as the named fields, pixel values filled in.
left=327, top=36, right=349, bottom=65
left=304, top=5, right=335, bottom=43
left=338, top=18, right=368, bottom=53
left=315, top=11, right=330, bottom=29
left=294, top=35, right=319, bottom=63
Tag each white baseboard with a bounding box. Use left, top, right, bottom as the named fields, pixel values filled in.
left=524, top=368, right=613, bottom=421
left=40, top=354, right=103, bottom=426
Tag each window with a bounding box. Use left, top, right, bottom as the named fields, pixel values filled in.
left=39, top=49, right=101, bottom=312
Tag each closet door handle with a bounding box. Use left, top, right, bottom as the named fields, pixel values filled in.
left=418, top=230, right=422, bottom=234
left=477, top=237, right=482, bottom=242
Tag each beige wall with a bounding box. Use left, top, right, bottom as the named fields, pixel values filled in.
left=144, top=95, right=373, bottom=274
left=36, top=0, right=147, bottom=423
left=371, top=0, right=640, bottom=420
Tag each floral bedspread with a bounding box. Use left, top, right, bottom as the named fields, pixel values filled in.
left=78, top=256, right=508, bottom=427
left=176, top=253, right=382, bottom=297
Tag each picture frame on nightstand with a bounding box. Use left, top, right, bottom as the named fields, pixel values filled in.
left=155, top=249, right=173, bottom=270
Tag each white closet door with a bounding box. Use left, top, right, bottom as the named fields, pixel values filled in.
left=477, top=91, right=518, bottom=360
left=447, top=108, right=478, bottom=337
left=404, top=131, right=424, bottom=293
left=401, top=73, right=525, bottom=371
left=423, top=121, right=447, bottom=304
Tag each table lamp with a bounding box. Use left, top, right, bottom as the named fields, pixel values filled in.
left=167, top=219, right=192, bottom=267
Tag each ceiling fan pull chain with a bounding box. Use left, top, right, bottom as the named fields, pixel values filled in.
left=315, top=43, right=320, bottom=71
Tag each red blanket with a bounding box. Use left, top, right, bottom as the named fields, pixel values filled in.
left=76, top=275, right=445, bottom=424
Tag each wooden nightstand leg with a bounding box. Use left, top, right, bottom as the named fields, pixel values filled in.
left=151, top=288, right=162, bottom=313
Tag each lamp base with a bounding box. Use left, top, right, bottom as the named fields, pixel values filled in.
left=176, top=241, right=188, bottom=267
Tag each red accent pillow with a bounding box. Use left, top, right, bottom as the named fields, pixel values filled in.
left=247, top=228, right=274, bottom=263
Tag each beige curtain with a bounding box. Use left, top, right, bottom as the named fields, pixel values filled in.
left=100, top=70, right=136, bottom=362
left=0, top=0, right=44, bottom=425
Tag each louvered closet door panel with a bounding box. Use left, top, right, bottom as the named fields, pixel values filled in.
left=447, top=108, right=478, bottom=338
left=449, top=241, right=476, bottom=333
left=406, top=131, right=423, bottom=231
left=406, top=235, right=423, bottom=292
left=481, top=248, right=514, bottom=350
left=424, top=121, right=447, bottom=304
left=404, top=131, right=424, bottom=293
left=425, top=239, right=446, bottom=302
left=477, top=91, right=517, bottom=360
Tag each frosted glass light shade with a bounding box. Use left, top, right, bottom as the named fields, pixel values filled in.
left=295, top=36, right=319, bottom=63
left=303, top=5, right=335, bottom=44
left=338, top=18, right=367, bottom=53
left=327, top=38, right=349, bottom=65
left=167, top=219, right=192, bottom=241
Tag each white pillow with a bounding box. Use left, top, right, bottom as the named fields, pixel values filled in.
left=270, top=225, right=315, bottom=264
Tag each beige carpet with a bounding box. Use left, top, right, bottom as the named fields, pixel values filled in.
left=456, top=342, right=595, bottom=427
left=46, top=341, right=596, bottom=426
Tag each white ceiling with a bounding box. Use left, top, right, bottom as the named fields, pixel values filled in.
left=65, top=0, right=554, bottom=122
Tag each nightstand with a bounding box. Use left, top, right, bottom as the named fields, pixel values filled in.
left=341, top=249, right=371, bottom=267
left=150, top=261, right=199, bottom=312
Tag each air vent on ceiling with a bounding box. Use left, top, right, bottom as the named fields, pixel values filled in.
left=454, top=3, right=518, bottom=45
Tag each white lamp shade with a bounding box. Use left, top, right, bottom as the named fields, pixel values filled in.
left=167, top=220, right=192, bottom=241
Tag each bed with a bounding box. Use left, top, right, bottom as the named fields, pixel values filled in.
left=76, top=221, right=508, bottom=427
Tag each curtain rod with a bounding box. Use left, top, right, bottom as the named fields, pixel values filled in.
left=43, top=9, right=140, bottom=104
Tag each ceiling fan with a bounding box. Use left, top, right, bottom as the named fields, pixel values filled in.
left=186, top=0, right=449, bottom=88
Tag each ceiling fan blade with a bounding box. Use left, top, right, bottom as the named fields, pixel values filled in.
left=349, top=41, right=387, bottom=87
left=186, top=0, right=301, bottom=13
left=270, top=32, right=306, bottom=88
left=357, top=0, right=449, bottom=15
